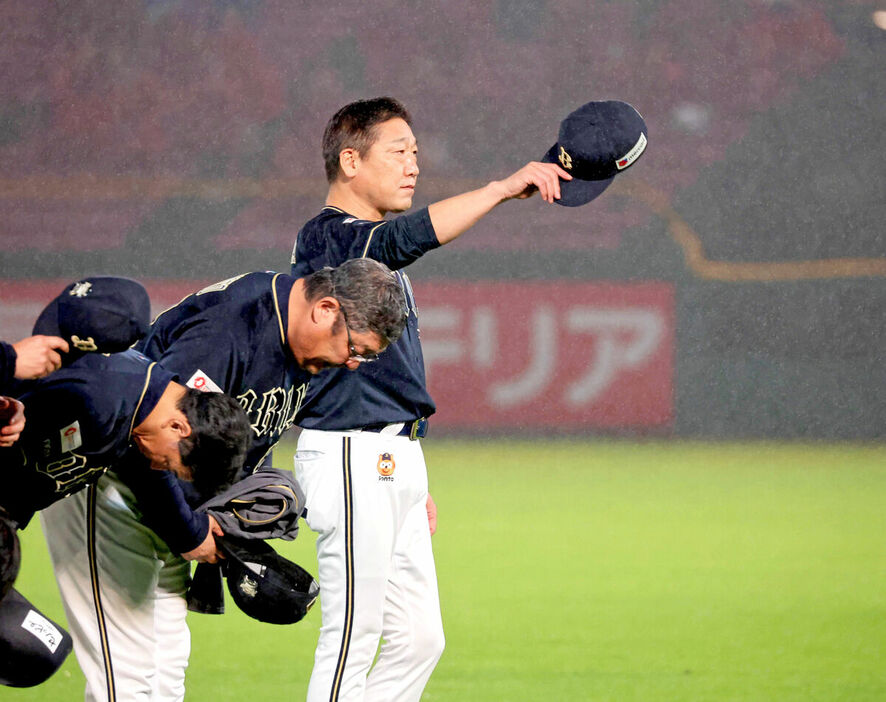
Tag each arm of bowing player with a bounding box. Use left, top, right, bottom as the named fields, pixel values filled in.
left=118, top=451, right=223, bottom=563
left=181, top=515, right=224, bottom=563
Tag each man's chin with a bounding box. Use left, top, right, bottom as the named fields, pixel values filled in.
left=389, top=196, right=414, bottom=213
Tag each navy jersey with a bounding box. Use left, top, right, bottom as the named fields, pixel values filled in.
left=139, top=271, right=311, bottom=475
left=0, top=351, right=175, bottom=528
left=0, top=341, right=15, bottom=393
left=291, top=206, right=440, bottom=429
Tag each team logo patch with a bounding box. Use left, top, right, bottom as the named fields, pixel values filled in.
left=186, top=369, right=223, bottom=393
left=70, top=335, right=98, bottom=352
left=60, top=421, right=82, bottom=452
left=377, top=452, right=396, bottom=480
left=558, top=145, right=573, bottom=170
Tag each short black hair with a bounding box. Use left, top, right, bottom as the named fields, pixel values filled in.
left=303, top=258, right=407, bottom=348
left=176, top=389, right=252, bottom=498
left=322, top=97, right=412, bottom=183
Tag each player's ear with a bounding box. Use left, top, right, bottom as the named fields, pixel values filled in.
left=339, top=148, right=360, bottom=178
left=169, top=414, right=192, bottom=439
left=311, top=296, right=340, bottom=324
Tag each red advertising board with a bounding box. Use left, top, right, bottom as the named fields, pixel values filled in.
left=0, top=278, right=674, bottom=430
left=411, top=280, right=674, bottom=430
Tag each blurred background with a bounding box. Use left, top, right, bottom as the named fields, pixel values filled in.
left=1, top=0, right=884, bottom=439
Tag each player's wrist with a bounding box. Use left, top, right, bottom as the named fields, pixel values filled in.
left=484, top=179, right=512, bottom=204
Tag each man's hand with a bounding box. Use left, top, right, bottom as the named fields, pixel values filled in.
left=181, top=515, right=225, bottom=563
left=426, top=493, right=437, bottom=536
left=13, top=335, right=69, bottom=380
left=0, top=396, right=25, bottom=447
left=490, top=161, right=573, bottom=204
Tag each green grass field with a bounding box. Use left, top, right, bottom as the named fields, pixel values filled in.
left=9, top=439, right=886, bottom=701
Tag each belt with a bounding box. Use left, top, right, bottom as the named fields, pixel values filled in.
left=360, top=418, right=428, bottom=441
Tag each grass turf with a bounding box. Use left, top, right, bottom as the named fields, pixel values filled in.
left=8, top=439, right=886, bottom=701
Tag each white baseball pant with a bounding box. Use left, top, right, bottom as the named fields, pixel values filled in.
left=40, top=471, right=191, bottom=702
left=296, top=428, right=445, bottom=702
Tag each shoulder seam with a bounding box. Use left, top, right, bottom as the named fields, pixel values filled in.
left=361, top=221, right=386, bottom=259
left=129, top=362, right=156, bottom=438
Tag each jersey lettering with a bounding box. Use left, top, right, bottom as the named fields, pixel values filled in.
left=237, top=382, right=308, bottom=440
left=38, top=453, right=108, bottom=493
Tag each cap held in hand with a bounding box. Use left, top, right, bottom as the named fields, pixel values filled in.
left=32, top=276, right=151, bottom=357
left=219, top=536, right=319, bottom=625
left=542, top=100, right=648, bottom=207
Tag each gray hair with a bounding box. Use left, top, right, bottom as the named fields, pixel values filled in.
left=303, top=258, right=407, bottom=347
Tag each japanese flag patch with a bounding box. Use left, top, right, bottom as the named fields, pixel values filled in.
left=186, top=369, right=223, bottom=394
left=60, top=421, right=82, bottom=452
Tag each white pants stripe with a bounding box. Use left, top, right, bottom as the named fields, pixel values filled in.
left=86, top=483, right=117, bottom=702
left=329, top=436, right=356, bottom=702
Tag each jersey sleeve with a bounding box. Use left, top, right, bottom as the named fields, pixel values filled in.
left=115, top=449, right=210, bottom=554
left=293, top=208, right=440, bottom=274
left=0, top=341, right=16, bottom=393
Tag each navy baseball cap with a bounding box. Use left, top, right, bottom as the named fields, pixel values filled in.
left=32, top=276, right=151, bottom=356
left=542, top=100, right=648, bottom=207
left=220, top=537, right=319, bottom=625
left=0, top=588, right=74, bottom=687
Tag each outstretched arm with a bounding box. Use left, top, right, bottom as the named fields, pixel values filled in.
left=428, top=161, right=571, bottom=245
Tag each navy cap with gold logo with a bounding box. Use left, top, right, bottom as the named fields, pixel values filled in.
left=32, top=276, right=151, bottom=358
left=219, top=536, right=319, bottom=625
left=542, top=100, right=648, bottom=207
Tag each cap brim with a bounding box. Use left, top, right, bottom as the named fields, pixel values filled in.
left=542, top=143, right=615, bottom=207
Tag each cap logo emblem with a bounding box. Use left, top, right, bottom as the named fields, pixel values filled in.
left=377, top=452, right=395, bottom=479
left=71, top=335, right=98, bottom=352
left=69, top=281, right=93, bottom=298
left=558, top=146, right=573, bottom=170
left=239, top=575, right=259, bottom=598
